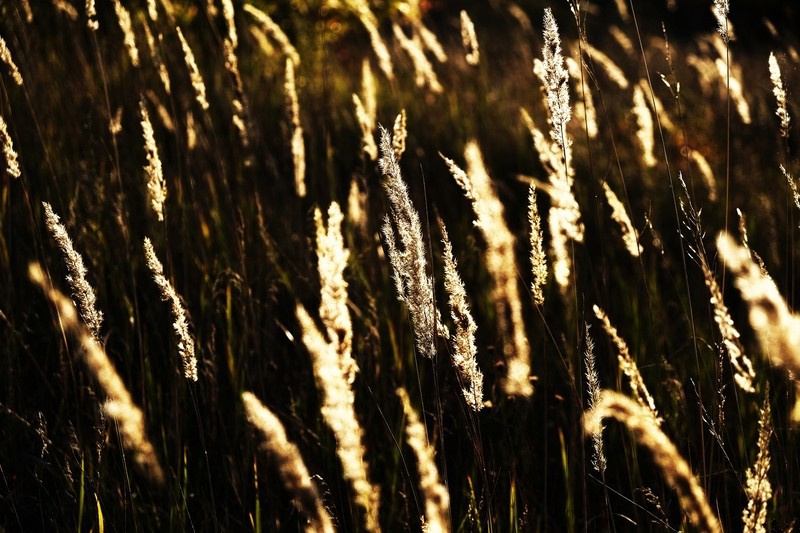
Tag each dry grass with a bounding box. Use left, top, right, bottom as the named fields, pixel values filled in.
left=4, top=2, right=800, bottom=531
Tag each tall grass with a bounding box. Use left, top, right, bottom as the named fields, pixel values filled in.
left=2, top=1, right=800, bottom=530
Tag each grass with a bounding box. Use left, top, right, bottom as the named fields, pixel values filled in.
left=1, top=0, right=800, bottom=531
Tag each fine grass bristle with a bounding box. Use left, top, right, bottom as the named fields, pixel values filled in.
left=177, top=26, right=210, bottom=111
left=593, top=305, right=661, bottom=425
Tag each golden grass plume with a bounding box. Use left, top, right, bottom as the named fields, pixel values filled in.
left=43, top=202, right=104, bottom=342
left=143, top=238, right=198, bottom=382
left=442, top=141, right=533, bottom=397
left=439, top=221, right=484, bottom=411
left=379, top=123, right=437, bottom=359
left=584, top=390, right=721, bottom=533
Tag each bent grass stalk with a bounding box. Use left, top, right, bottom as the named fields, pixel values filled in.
left=584, top=391, right=721, bottom=533
left=29, top=263, right=165, bottom=486
left=241, top=392, right=334, bottom=533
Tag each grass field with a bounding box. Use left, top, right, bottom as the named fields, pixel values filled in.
left=1, top=0, right=800, bottom=531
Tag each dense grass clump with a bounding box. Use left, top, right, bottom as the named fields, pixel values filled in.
left=2, top=1, right=800, bottom=531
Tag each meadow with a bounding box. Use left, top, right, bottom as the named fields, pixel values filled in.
left=1, top=0, right=799, bottom=531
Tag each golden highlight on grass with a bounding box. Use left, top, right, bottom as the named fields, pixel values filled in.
left=0, top=112, right=20, bottom=178
left=315, top=202, right=356, bottom=382
left=701, top=251, right=755, bottom=393
left=146, top=0, right=157, bottom=22
left=140, top=100, right=167, bottom=222
left=688, top=149, right=718, bottom=202
left=241, top=392, right=334, bottom=533
left=351, top=3, right=393, bottom=81
left=593, top=305, right=661, bottom=424
left=42, top=202, right=104, bottom=342
left=521, top=109, right=583, bottom=293
left=714, top=55, right=751, bottom=124
left=442, top=141, right=532, bottom=397
left=113, top=0, right=140, bottom=68
left=393, top=23, right=443, bottom=94
left=296, top=304, right=380, bottom=532
left=348, top=177, right=368, bottom=233
left=285, top=58, right=306, bottom=197
left=460, top=10, right=479, bottom=66
left=713, top=0, right=731, bottom=43
left=29, top=263, right=165, bottom=486
left=243, top=3, right=300, bottom=66
left=353, top=59, right=377, bottom=159
left=717, top=232, right=800, bottom=416
left=742, top=395, right=772, bottom=533
left=584, top=391, right=722, bottom=533
left=528, top=183, right=547, bottom=306
left=416, top=22, right=447, bottom=64
left=224, top=38, right=249, bottom=147
left=638, top=79, right=676, bottom=134
left=768, top=52, right=790, bottom=139
left=353, top=93, right=377, bottom=160
left=301, top=199, right=379, bottom=531
left=602, top=182, right=641, bottom=257
left=397, top=387, right=451, bottom=532
left=0, top=34, right=23, bottom=86
left=439, top=221, right=483, bottom=411
left=566, top=57, right=598, bottom=139
left=632, top=85, right=657, bottom=169
left=143, top=22, right=170, bottom=95
left=379, top=124, right=437, bottom=359
left=221, top=0, right=237, bottom=49
left=143, top=238, right=198, bottom=382
left=781, top=165, right=800, bottom=214
left=392, top=109, right=407, bottom=160
left=86, top=0, right=98, bottom=30
left=583, top=42, right=629, bottom=90
left=177, top=27, right=210, bottom=111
